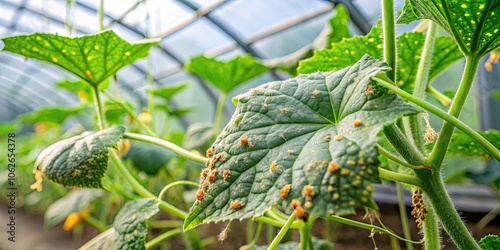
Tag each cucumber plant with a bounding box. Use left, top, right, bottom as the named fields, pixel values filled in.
left=2, top=0, right=500, bottom=249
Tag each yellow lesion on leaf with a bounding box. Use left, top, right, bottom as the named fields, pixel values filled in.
left=63, top=208, right=89, bottom=231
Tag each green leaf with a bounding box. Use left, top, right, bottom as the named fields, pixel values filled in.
left=183, top=55, right=419, bottom=231
left=480, top=234, right=500, bottom=250
left=151, top=83, right=189, bottom=100
left=1, top=30, right=159, bottom=86
left=253, top=238, right=332, bottom=250
left=398, top=0, right=500, bottom=56
left=103, top=100, right=131, bottom=125
left=34, top=126, right=125, bottom=188
left=492, top=90, right=500, bottom=99
left=19, top=105, right=87, bottom=124
left=184, top=54, right=269, bottom=93
left=298, top=25, right=463, bottom=92
left=55, top=79, right=94, bottom=101
left=448, top=130, right=500, bottom=158
left=44, top=189, right=102, bottom=227
left=80, top=198, right=159, bottom=250
left=124, top=142, right=175, bottom=175
left=327, top=4, right=351, bottom=48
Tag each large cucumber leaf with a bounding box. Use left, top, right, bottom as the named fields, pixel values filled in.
left=480, top=234, right=500, bottom=250
left=183, top=55, right=419, bottom=230
left=80, top=198, right=159, bottom=250
left=185, top=54, right=269, bottom=93
left=1, top=30, right=159, bottom=86
left=34, top=126, right=124, bottom=188
left=398, top=0, right=500, bottom=56
left=298, top=25, right=462, bottom=92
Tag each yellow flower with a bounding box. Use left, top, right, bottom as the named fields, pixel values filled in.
left=34, top=122, right=49, bottom=134
left=78, top=90, right=89, bottom=102
left=63, top=209, right=89, bottom=231
left=117, top=139, right=131, bottom=156
left=485, top=49, right=499, bottom=72
left=30, top=169, right=44, bottom=192
left=138, top=110, right=152, bottom=125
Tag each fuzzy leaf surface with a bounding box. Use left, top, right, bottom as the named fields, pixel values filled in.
left=398, top=0, right=500, bottom=55
left=1, top=30, right=159, bottom=86
left=34, top=126, right=125, bottom=188
left=480, top=234, right=500, bottom=250
left=185, top=54, right=268, bottom=93
left=298, top=25, right=462, bottom=92
left=183, top=55, right=419, bottom=230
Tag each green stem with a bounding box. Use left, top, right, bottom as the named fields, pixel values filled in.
left=247, top=221, right=254, bottom=244
left=104, top=92, right=158, bottom=137
left=243, top=222, right=263, bottom=249
left=147, top=57, right=155, bottom=132
left=109, top=151, right=188, bottom=219
left=409, top=21, right=437, bottom=150
left=145, top=228, right=183, bottom=250
left=158, top=180, right=198, bottom=200
left=327, top=216, right=423, bottom=244
left=382, top=0, right=397, bottom=82
left=378, top=167, right=421, bottom=187
left=300, top=221, right=312, bottom=250
left=422, top=195, right=441, bottom=249
left=214, top=92, right=227, bottom=130
left=383, top=126, right=427, bottom=166
left=427, top=86, right=451, bottom=107
left=123, top=132, right=207, bottom=163
left=429, top=55, right=481, bottom=169
left=267, top=214, right=297, bottom=250
left=99, top=0, right=104, bottom=31
left=92, top=86, right=106, bottom=130
left=254, top=216, right=286, bottom=228
left=83, top=214, right=108, bottom=232
left=415, top=170, right=480, bottom=249
left=372, top=76, right=500, bottom=162
left=148, top=220, right=183, bottom=229
left=378, top=146, right=425, bottom=171
left=396, top=183, right=414, bottom=250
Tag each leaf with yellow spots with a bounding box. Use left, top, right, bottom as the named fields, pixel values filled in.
left=183, top=55, right=419, bottom=231
left=298, top=24, right=462, bottom=92
left=398, top=0, right=500, bottom=56
left=447, top=130, right=500, bottom=158
left=34, top=126, right=125, bottom=188
left=1, top=30, right=159, bottom=86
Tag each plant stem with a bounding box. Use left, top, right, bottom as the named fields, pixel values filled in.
left=383, top=126, right=427, bottom=166
left=378, top=145, right=425, bottom=171
left=422, top=195, right=441, bottom=249
left=300, top=221, right=311, bottom=250
left=378, top=167, right=421, bottom=187
left=254, top=216, right=286, bottom=228
left=396, top=183, right=414, bottom=250
left=123, top=132, right=207, bottom=163
left=214, top=92, right=226, bottom=130
left=158, top=180, right=198, bottom=200
left=98, top=0, right=104, bottom=31
left=428, top=55, right=481, bottom=169
left=372, top=76, right=500, bottom=162
left=409, top=21, right=437, bottom=150
left=104, top=92, right=158, bottom=137
left=267, top=214, right=297, bottom=250
left=145, top=228, right=183, bottom=250
left=247, top=221, right=254, bottom=244
left=147, top=57, right=155, bottom=132
left=92, top=86, right=106, bottom=130
left=244, top=222, right=263, bottom=249
left=415, top=170, right=480, bottom=249
left=83, top=214, right=108, bottom=232
left=327, top=215, right=423, bottom=244
left=148, top=220, right=183, bottom=229
left=427, top=86, right=451, bottom=107
left=381, top=0, right=397, bottom=82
